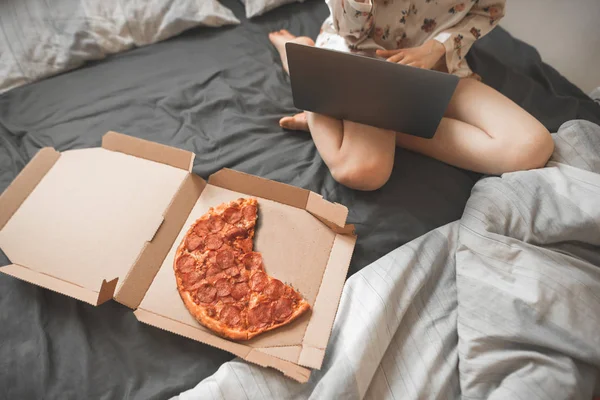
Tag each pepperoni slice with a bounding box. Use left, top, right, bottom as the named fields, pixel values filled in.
left=206, top=234, right=223, bottom=250
left=265, top=279, right=284, bottom=300
left=205, top=250, right=218, bottom=266
left=187, top=280, right=205, bottom=291
left=221, top=296, right=235, bottom=304
left=231, top=282, right=250, bottom=300
left=215, top=278, right=232, bottom=297
left=176, top=255, right=196, bottom=273
left=224, top=266, right=240, bottom=277
left=237, top=237, right=253, bottom=253
left=206, top=265, right=221, bottom=277
left=220, top=305, right=242, bottom=327
left=243, top=204, right=257, bottom=222
left=248, top=302, right=273, bottom=329
left=185, top=233, right=203, bottom=252
left=196, top=283, right=217, bottom=304
left=235, top=269, right=250, bottom=283
left=216, top=249, right=235, bottom=269
left=224, top=227, right=246, bottom=241
left=242, top=252, right=263, bottom=271
left=273, top=298, right=294, bottom=321
left=208, top=216, right=225, bottom=233
left=193, top=220, right=210, bottom=236
left=206, top=271, right=226, bottom=285
left=250, top=272, right=268, bottom=292
left=181, top=270, right=204, bottom=289
left=223, top=207, right=242, bottom=224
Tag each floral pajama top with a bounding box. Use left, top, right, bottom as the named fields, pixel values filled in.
left=316, top=0, right=506, bottom=77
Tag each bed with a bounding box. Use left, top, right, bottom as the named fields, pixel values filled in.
left=1, top=0, right=599, bottom=398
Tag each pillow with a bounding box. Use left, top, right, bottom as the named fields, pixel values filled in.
left=240, top=0, right=305, bottom=18
left=0, top=0, right=239, bottom=94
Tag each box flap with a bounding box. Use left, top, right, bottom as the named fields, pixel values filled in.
left=305, top=192, right=348, bottom=229
left=256, top=345, right=301, bottom=361
left=102, top=131, right=195, bottom=172
left=208, top=169, right=309, bottom=208
left=133, top=308, right=252, bottom=358
left=0, top=147, right=60, bottom=230
left=297, top=233, right=356, bottom=369
left=114, top=174, right=206, bottom=309
left=245, top=349, right=311, bottom=383
left=0, top=146, right=188, bottom=305
left=134, top=309, right=311, bottom=383
left=0, top=264, right=118, bottom=306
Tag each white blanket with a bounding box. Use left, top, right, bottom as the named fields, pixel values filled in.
left=177, top=120, right=600, bottom=400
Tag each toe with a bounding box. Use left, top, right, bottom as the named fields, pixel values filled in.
left=279, top=117, right=293, bottom=128
left=280, top=114, right=309, bottom=132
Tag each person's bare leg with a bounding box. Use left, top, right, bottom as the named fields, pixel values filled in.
left=305, top=112, right=396, bottom=190
left=270, top=29, right=395, bottom=190
left=268, top=29, right=315, bottom=74
left=395, top=78, right=554, bottom=174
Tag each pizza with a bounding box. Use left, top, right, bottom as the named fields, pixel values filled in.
left=173, top=197, right=311, bottom=340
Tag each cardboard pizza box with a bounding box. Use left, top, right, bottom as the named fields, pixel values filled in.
left=0, top=131, right=356, bottom=383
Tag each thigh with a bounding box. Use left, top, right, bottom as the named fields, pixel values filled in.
left=340, top=119, right=397, bottom=166
left=445, top=78, right=545, bottom=140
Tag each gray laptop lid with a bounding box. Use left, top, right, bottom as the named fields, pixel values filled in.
left=286, top=42, right=459, bottom=138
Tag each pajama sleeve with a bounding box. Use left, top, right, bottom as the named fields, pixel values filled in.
left=326, top=0, right=374, bottom=43
left=433, top=0, right=506, bottom=77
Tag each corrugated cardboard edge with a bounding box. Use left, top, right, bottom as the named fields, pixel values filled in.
left=297, top=233, right=357, bottom=369
left=305, top=192, right=348, bottom=229
left=245, top=348, right=311, bottom=383
left=114, top=173, right=206, bottom=309
left=0, top=264, right=118, bottom=306
left=134, top=309, right=311, bottom=383
left=102, top=131, right=195, bottom=172
left=0, top=147, right=60, bottom=230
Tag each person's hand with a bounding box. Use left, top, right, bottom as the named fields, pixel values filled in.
left=375, top=39, right=445, bottom=69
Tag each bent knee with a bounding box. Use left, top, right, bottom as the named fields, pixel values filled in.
left=502, top=126, right=554, bottom=172
left=330, top=158, right=393, bottom=191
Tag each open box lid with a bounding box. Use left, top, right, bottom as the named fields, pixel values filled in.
left=0, top=132, right=195, bottom=306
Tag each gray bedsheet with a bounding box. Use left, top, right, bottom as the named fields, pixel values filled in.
left=1, top=0, right=599, bottom=398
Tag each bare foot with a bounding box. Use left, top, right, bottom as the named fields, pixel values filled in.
left=280, top=112, right=310, bottom=132
left=268, top=29, right=315, bottom=74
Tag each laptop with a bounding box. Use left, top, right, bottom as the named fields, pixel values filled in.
left=286, top=42, right=459, bottom=138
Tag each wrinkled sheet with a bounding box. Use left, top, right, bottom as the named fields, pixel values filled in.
left=1, top=0, right=599, bottom=397
left=179, top=121, right=600, bottom=399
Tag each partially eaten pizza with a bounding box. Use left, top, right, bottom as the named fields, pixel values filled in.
left=173, top=197, right=311, bottom=340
